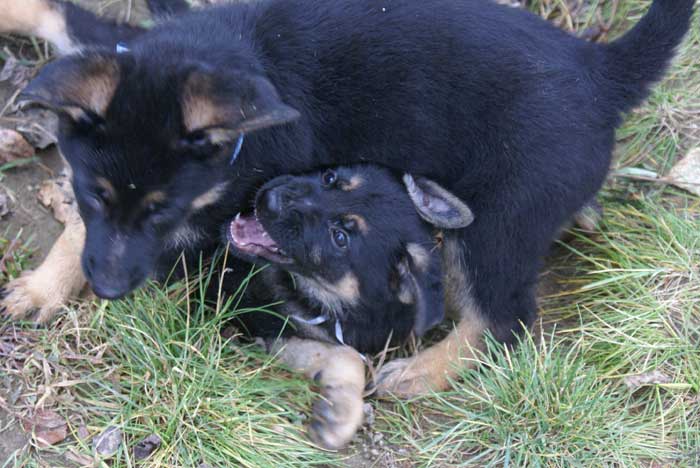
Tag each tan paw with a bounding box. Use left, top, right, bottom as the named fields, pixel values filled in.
left=374, top=356, right=449, bottom=398
left=1, top=272, right=64, bottom=323
left=308, top=384, right=364, bottom=450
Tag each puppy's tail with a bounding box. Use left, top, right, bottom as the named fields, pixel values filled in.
left=598, top=0, right=695, bottom=114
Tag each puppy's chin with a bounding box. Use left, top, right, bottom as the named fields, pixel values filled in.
left=226, top=213, right=294, bottom=265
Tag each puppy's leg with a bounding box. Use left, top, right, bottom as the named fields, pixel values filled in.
left=0, top=0, right=144, bottom=55
left=272, top=338, right=365, bottom=450
left=1, top=175, right=86, bottom=323
left=374, top=311, right=487, bottom=398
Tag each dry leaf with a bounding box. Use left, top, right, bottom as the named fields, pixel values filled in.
left=624, top=370, right=671, bottom=390
left=0, top=128, right=34, bottom=163
left=21, top=409, right=68, bottom=448
left=133, top=434, right=162, bottom=460
left=93, top=426, right=122, bottom=457
left=37, top=170, right=79, bottom=225
left=667, top=147, right=700, bottom=196
left=0, top=56, right=35, bottom=88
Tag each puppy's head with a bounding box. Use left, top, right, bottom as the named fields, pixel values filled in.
left=228, top=166, right=474, bottom=336
left=21, top=49, right=300, bottom=299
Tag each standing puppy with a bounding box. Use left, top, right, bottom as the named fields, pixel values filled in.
left=0, top=0, right=694, bottom=397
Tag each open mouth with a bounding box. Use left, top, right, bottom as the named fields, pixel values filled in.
left=227, top=213, right=293, bottom=264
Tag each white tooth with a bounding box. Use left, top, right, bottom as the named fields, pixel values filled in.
left=262, top=232, right=269, bottom=238
left=235, top=213, right=241, bottom=223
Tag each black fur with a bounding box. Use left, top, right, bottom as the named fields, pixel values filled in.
left=21, top=0, right=695, bottom=342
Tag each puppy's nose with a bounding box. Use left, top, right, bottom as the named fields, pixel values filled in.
left=264, top=186, right=284, bottom=214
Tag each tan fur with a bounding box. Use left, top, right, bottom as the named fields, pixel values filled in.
left=0, top=0, right=77, bottom=54
left=181, top=73, right=232, bottom=132
left=345, top=214, right=369, bottom=234
left=375, top=236, right=486, bottom=397
left=191, top=183, right=228, bottom=211
left=340, top=175, right=364, bottom=192
left=141, top=190, right=166, bottom=205
left=272, top=338, right=365, bottom=449
left=96, top=177, right=117, bottom=200
left=295, top=272, right=360, bottom=314
left=406, top=242, right=430, bottom=272
left=68, top=58, right=120, bottom=117
left=2, top=218, right=86, bottom=324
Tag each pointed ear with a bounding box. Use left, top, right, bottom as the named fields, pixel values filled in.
left=403, top=174, right=474, bottom=229
left=20, top=52, right=120, bottom=122
left=180, top=70, right=300, bottom=143
left=392, top=244, right=445, bottom=336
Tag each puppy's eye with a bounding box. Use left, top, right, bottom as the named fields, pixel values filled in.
left=330, top=228, right=349, bottom=249
left=321, top=170, right=337, bottom=187
left=86, top=187, right=111, bottom=213
left=86, top=194, right=104, bottom=213
left=179, top=131, right=213, bottom=151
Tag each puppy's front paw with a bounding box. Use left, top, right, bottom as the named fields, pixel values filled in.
left=1, top=272, right=63, bottom=323
left=374, top=356, right=449, bottom=398
left=308, top=384, right=364, bottom=450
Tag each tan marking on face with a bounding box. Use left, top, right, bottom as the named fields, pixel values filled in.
left=406, top=243, right=430, bottom=272
left=95, top=177, right=116, bottom=200
left=295, top=272, right=361, bottom=315
left=191, top=183, right=228, bottom=211
left=0, top=0, right=78, bottom=55
left=340, top=175, right=364, bottom=192
left=345, top=214, right=369, bottom=235
left=141, top=191, right=167, bottom=209
left=330, top=272, right=360, bottom=303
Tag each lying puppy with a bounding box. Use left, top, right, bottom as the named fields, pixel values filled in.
left=230, top=165, right=475, bottom=448
left=0, top=0, right=693, bottom=400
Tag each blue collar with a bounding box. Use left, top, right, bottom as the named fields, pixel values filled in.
left=229, top=133, right=245, bottom=165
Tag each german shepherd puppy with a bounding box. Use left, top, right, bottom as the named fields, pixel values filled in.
left=231, top=165, right=474, bottom=448
left=0, top=0, right=694, bottom=401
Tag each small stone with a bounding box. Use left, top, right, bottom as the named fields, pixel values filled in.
left=133, top=434, right=162, bottom=460
left=93, top=426, right=122, bottom=457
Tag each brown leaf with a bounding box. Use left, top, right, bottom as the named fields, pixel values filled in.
left=133, top=434, right=162, bottom=460
left=21, top=409, right=68, bottom=448
left=667, top=148, right=700, bottom=197
left=624, top=370, right=671, bottom=390
left=37, top=170, right=79, bottom=225
left=92, top=426, right=122, bottom=457
left=0, top=128, right=35, bottom=163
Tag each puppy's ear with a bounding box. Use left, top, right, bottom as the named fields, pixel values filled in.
left=403, top=174, right=474, bottom=229
left=180, top=70, right=300, bottom=143
left=20, top=52, right=119, bottom=123
left=392, top=244, right=444, bottom=336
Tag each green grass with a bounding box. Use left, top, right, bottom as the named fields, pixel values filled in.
left=1, top=0, right=700, bottom=467
left=376, top=198, right=700, bottom=467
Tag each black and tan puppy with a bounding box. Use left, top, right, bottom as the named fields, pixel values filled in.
left=229, top=165, right=474, bottom=448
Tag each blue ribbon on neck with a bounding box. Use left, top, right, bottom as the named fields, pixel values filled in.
left=229, top=133, right=246, bottom=165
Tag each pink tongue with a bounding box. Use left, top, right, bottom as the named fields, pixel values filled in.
left=230, top=213, right=278, bottom=249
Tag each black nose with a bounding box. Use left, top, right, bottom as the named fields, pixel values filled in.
left=261, top=183, right=314, bottom=215
left=264, top=186, right=284, bottom=214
